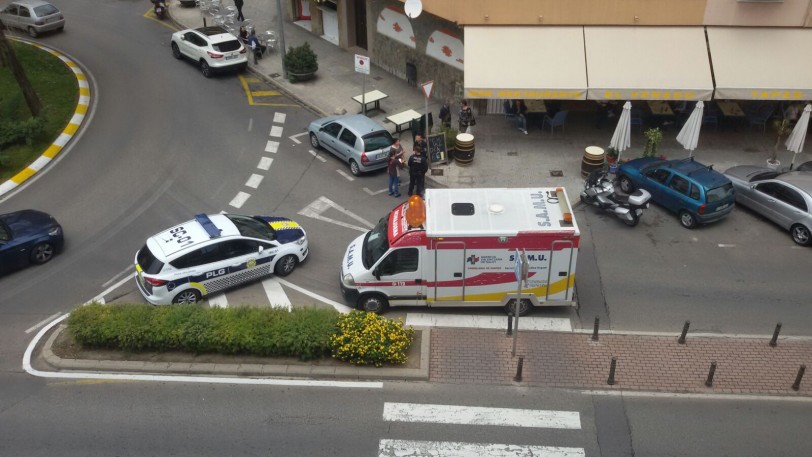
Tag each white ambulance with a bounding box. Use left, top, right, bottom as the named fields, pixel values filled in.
left=339, top=188, right=579, bottom=315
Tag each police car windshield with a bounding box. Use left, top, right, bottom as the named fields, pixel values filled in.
left=226, top=214, right=276, bottom=241
left=363, top=216, right=389, bottom=269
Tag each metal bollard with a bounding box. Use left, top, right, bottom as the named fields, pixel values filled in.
left=678, top=320, right=691, bottom=344
left=705, top=361, right=717, bottom=387
left=769, top=322, right=782, bottom=347
left=514, top=357, right=524, bottom=382
left=506, top=314, right=513, bottom=336
left=792, top=364, right=806, bottom=391
left=592, top=317, right=600, bottom=341
left=607, top=357, right=617, bottom=385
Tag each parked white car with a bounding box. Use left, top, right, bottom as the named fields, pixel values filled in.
left=170, top=26, right=247, bottom=78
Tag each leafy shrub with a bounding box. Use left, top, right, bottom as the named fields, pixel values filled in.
left=284, top=42, right=318, bottom=82
left=329, top=311, right=414, bottom=367
left=0, top=116, right=46, bottom=149
left=67, top=303, right=340, bottom=360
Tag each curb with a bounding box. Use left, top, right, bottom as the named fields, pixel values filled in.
left=40, top=324, right=430, bottom=381
left=0, top=39, right=90, bottom=198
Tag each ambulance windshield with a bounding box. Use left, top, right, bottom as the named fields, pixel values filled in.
left=363, top=216, right=390, bottom=269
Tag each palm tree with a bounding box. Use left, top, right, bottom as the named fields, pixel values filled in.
left=0, top=26, right=42, bottom=117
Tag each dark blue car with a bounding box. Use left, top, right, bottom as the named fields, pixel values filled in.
left=617, top=157, right=735, bottom=228
left=0, top=210, right=64, bottom=275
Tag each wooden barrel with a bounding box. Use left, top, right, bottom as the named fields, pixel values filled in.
left=454, top=133, right=475, bottom=166
left=581, top=146, right=605, bottom=177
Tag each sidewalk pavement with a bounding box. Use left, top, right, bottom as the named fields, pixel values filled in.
left=155, top=4, right=812, bottom=396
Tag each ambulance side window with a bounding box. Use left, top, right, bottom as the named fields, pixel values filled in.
left=378, top=248, right=418, bottom=276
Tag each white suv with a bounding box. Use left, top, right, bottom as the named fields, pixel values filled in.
left=134, top=214, right=308, bottom=304
left=170, top=26, right=247, bottom=78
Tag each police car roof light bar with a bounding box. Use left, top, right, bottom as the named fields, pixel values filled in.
left=195, top=214, right=222, bottom=238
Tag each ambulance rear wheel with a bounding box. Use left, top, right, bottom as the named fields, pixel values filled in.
left=505, top=299, right=533, bottom=317
left=359, top=294, right=388, bottom=314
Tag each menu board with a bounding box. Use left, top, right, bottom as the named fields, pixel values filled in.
left=427, top=133, right=448, bottom=165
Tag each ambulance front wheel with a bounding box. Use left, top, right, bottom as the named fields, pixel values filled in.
left=505, top=299, right=533, bottom=317
left=359, top=294, right=388, bottom=314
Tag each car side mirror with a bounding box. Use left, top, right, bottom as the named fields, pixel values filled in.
left=373, top=267, right=380, bottom=280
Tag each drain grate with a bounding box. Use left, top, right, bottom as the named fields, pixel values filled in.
left=507, top=151, right=518, bottom=156
left=550, top=170, right=564, bottom=177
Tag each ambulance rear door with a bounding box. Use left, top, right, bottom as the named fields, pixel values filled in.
left=432, top=241, right=466, bottom=301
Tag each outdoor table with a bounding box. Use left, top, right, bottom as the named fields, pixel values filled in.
left=525, top=99, right=547, bottom=114
left=647, top=101, right=674, bottom=116
left=386, top=109, right=422, bottom=133
left=352, top=90, right=388, bottom=114
left=717, top=100, right=745, bottom=117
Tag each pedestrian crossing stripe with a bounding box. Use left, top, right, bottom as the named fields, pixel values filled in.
left=378, top=440, right=585, bottom=457
left=383, top=403, right=581, bottom=429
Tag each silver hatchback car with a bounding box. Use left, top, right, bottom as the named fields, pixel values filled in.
left=0, top=0, right=64, bottom=38
left=308, top=114, right=394, bottom=176
left=724, top=165, right=812, bottom=246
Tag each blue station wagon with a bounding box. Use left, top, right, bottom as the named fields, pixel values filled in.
left=618, top=157, right=735, bottom=228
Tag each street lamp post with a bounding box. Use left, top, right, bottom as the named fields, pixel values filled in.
left=404, top=0, right=424, bottom=133
left=276, top=0, right=287, bottom=77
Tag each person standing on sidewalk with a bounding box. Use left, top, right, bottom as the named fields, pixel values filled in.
left=234, top=0, right=245, bottom=22
left=459, top=100, right=475, bottom=134
left=408, top=147, right=428, bottom=197
left=413, top=133, right=427, bottom=155
left=387, top=139, right=405, bottom=197
left=439, top=100, right=452, bottom=129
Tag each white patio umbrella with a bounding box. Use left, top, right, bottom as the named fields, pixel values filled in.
left=785, top=103, right=811, bottom=170
left=676, top=101, right=704, bottom=158
left=609, top=101, right=632, bottom=162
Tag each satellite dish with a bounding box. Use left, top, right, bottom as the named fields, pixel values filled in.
left=404, top=0, right=422, bottom=19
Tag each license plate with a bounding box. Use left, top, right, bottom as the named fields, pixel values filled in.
left=715, top=203, right=729, bottom=212
left=225, top=54, right=237, bottom=60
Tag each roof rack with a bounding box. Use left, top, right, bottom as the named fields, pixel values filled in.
left=195, top=214, right=222, bottom=238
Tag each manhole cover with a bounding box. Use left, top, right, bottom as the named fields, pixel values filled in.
left=550, top=170, right=564, bottom=177
left=507, top=151, right=518, bottom=156
left=269, top=73, right=281, bottom=78
left=431, top=169, right=444, bottom=176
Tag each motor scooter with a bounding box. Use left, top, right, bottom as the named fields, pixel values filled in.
left=580, top=169, right=651, bottom=226
left=152, top=0, right=167, bottom=19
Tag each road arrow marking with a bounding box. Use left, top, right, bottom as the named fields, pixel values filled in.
left=262, top=278, right=291, bottom=310
left=290, top=132, right=308, bottom=144
left=298, top=196, right=374, bottom=233
left=363, top=187, right=389, bottom=195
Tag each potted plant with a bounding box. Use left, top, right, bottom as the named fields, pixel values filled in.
left=642, top=127, right=663, bottom=158
left=768, top=118, right=792, bottom=169
left=441, top=125, right=458, bottom=161
left=284, top=42, right=318, bottom=83
left=606, top=147, right=619, bottom=164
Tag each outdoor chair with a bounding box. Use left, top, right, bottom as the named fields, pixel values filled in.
left=542, top=111, right=568, bottom=135
left=748, top=105, right=775, bottom=133
left=702, top=113, right=719, bottom=130
left=503, top=100, right=517, bottom=120
left=630, top=109, right=644, bottom=132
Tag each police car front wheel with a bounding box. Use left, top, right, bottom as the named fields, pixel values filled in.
left=274, top=255, right=298, bottom=276
left=173, top=289, right=202, bottom=304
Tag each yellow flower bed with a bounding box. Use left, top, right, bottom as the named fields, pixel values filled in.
left=329, top=311, right=414, bottom=367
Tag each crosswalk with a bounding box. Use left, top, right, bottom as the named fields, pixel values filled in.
left=379, top=402, right=585, bottom=457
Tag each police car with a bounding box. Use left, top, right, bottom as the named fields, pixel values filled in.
left=134, top=213, right=308, bottom=305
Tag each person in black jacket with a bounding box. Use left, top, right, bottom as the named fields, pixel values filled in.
left=234, top=0, right=245, bottom=22
left=407, top=147, right=429, bottom=197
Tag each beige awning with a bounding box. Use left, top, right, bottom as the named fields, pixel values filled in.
left=708, top=27, right=812, bottom=101
left=584, top=27, right=714, bottom=101
left=463, top=26, right=587, bottom=100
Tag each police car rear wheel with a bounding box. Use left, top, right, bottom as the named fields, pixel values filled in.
left=274, top=255, right=297, bottom=276
left=359, top=294, right=388, bottom=314
left=173, top=289, right=202, bottom=304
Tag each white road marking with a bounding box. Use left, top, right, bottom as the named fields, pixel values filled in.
left=405, top=313, right=572, bottom=332
left=248, top=117, right=253, bottom=132
left=308, top=149, right=327, bottom=162
left=262, top=278, right=291, bottom=310
left=383, top=403, right=581, bottom=429
left=336, top=169, right=355, bottom=181
left=86, top=275, right=133, bottom=305
left=289, top=132, right=308, bottom=144
left=363, top=187, right=389, bottom=195
left=265, top=140, right=279, bottom=153
left=102, top=266, right=133, bottom=288
left=581, top=389, right=812, bottom=403
left=298, top=196, right=375, bottom=232
left=207, top=293, right=228, bottom=308
left=229, top=191, right=251, bottom=208
left=273, top=112, right=286, bottom=123
left=269, top=126, right=283, bottom=137
left=245, top=173, right=264, bottom=189
left=378, top=440, right=585, bottom=457
left=718, top=243, right=736, bottom=248
left=25, top=313, right=62, bottom=334
left=273, top=277, right=352, bottom=313
left=257, top=157, right=273, bottom=170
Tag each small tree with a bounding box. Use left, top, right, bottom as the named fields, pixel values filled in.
left=284, top=42, right=318, bottom=82
left=643, top=127, right=663, bottom=158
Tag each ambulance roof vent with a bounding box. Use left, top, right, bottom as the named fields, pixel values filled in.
left=451, top=202, right=475, bottom=216
left=488, top=203, right=504, bottom=214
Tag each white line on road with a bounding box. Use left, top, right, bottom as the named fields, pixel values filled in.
left=25, top=313, right=62, bottom=334
left=378, top=440, right=585, bottom=457
left=269, top=126, right=283, bottom=137
left=273, top=277, right=352, bottom=313
left=363, top=187, right=389, bottom=195
left=245, top=173, right=264, bottom=189
left=336, top=169, right=355, bottom=181
left=86, top=275, right=133, bottom=305
left=405, top=313, right=572, bottom=332
left=262, top=278, right=291, bottom=310
left=273, top=112, right=286, bottom=124
left=102, top=266, right=133, bottom=288
left=207, top=293, right=228, bottom=308
left=289, top=132, right=308, bottom=144
left=257, top=157, right=273, bottom=170
left=383, top=403, right=581, bottom=429
left=581, top=389, right=812, bottom=403
left=308, top=149, right=327, bottom=162
left=265, top=140, right=279, bottom=153
left=718, top=243, right=736, bottom=248
left=229, top=191, right=251, bottom=208
left=298, top=196, right=375, bottom=232
left=248, top=117, right=253, bottom=132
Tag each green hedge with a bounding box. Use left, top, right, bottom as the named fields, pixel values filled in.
left=0, top=116, right=46, bottom=149
left=68, top=303, right=340, bottom=361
